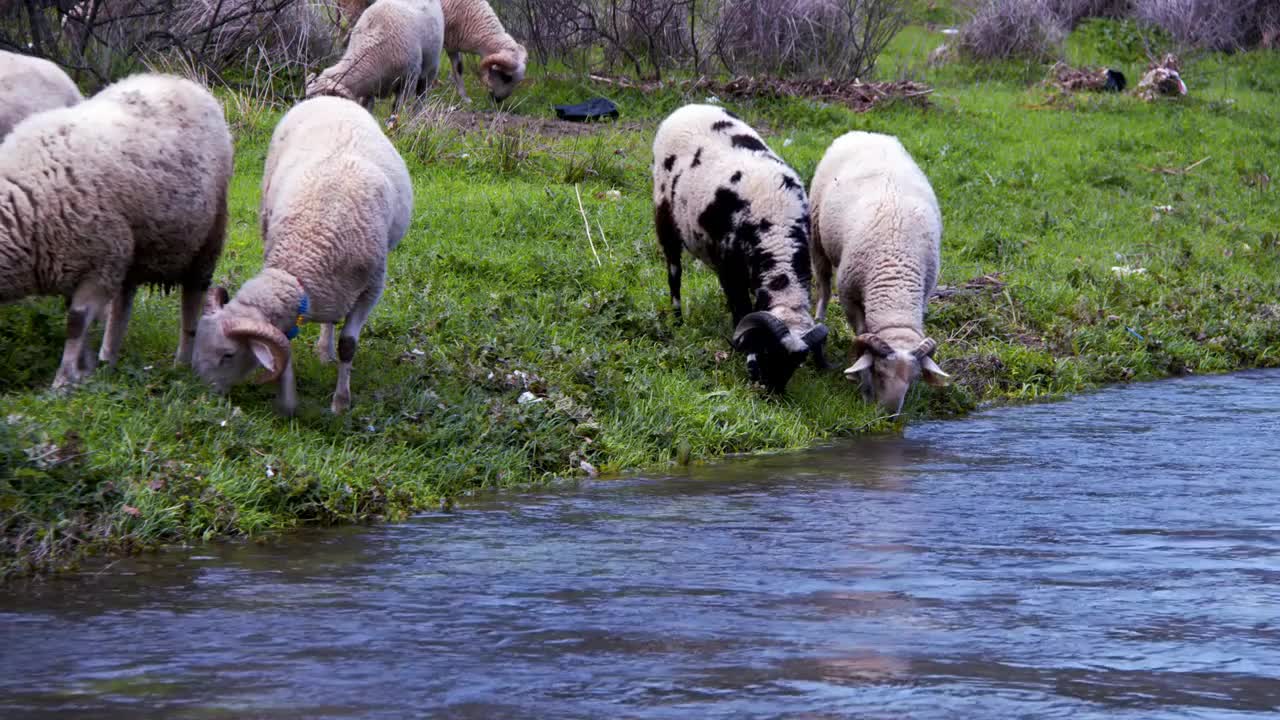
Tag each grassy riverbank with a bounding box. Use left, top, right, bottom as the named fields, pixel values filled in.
left=3, top=21, right=1279, bottom=577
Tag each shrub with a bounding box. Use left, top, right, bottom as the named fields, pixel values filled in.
left=957, top=0, right=1067, bottom=61
left=1050, top=0, right=1133, bottom=27
left=1134, top=0, right=1280, bottom=51
left=713, top=0, right=905, bottom=80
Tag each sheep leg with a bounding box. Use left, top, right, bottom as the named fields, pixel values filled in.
left=331, top=285, right=381, bottom=415
left=393, top=68, right=420, bottom=119
left=98, top=285, right=137, bottom=367
left=174, top=283, right=204, bottom=366
left=449, top=50, right=470, bottom=103
left=316, top=323, right=337, bottom=363
left=52, top=282, right=111, bottom=390
left=275, top=356, right=298, bottom=417
left=812, top=248, right=832, bottom=321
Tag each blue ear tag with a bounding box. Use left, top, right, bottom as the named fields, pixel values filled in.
left=285, top=293, right=309, bottom=341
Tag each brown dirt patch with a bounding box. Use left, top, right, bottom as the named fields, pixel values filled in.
left=588, top=74, right=933, bottom=113
left=423, top=109, right=646, bottom=139
left=933, top=272, right=1007, bottom=301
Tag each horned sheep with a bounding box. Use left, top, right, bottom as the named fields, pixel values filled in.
left=0, top=73, right=232, bottom=389
left=305, top=0, right=445, bottom=115
left=0, top=50, right=83, bottom=139
left=809, top=130, right=952, bottom=416
left=336, top=0, right=528, bottom=102
left=193, top=96, right=412, bottom=416
left=652, top=103, right=828, bottom=394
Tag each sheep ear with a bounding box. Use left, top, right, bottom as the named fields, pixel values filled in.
left=845, top=352, right=874, bottom=377
left=249, top=340, right=279, bottom=375
left=204, top=287, right=228, bottom=315
left=921, top=356, right=952, bottom=387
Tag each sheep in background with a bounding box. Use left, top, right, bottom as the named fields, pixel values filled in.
left=0, top=51, right=82, bottom=139
left=810, top=131, right=952, bottom=416
left=652, top=103, right=828, bottom=394
left=332, top=0, right=526, bottom=102
left=0, top=73, right=231, bottom=389
left=193, top=96, right=412, bottom=416
left=441, top=0, right=528, bottom=102
left=305, top=0, right=444, bottom=116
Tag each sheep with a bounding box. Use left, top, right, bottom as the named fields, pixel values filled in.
left=652, top=103, right=828, bottom=394
left=192, top=95, right=412, bottom=416
left=305, top=0, right=444, bottom=116
left=0, top=50, right=83, bottom=139
left=809, top=130, right=952, bottom=416
left=0, top=73, right=232, bottom=390
left=334, top=0, right=527, bottom=102
left=441, top=0, right=527, bottom=102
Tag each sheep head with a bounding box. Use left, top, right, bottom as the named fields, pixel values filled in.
left=846, top=334, right=951, bottom=416
left=192, top=287, right=292, bottom=392
left=479, top=47, right=527, bottom=101
left=303, top=71, right=356, bottom=102
left=731, top=311, right=828, bottom=394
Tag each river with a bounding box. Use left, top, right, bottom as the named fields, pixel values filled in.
left=2, top=370, right=1278, bottom=718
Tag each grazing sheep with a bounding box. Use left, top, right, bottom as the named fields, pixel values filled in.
left=441, top=0, right=527, bottom=102
left=305, top=0, right=444, bottom=115
left=0, top=73, right=232, bottom=389
left=0, top=51, right=83, bottom=139
left=342, top=0, right=526, bottom=101
left=809, top=130, right=951, bottom=416
left=652, top=103, right=828, bottom=394
left=193, top=96, right=412, bottom=416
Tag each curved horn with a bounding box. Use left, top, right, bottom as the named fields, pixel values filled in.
left=480, top=53, right=516, bottom=75
left=223, top=319, right=290, bottom=384
left=732, top=311, right=790, bottom=352
left=853, top=333, right=894, bottom=358
left=912, top=337, right=938, bottom=360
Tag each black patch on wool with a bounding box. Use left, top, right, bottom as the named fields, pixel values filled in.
left=731, top=134, right=768, bottom=152
left=788, top=222, right=813, bottom=285
left=671, top=171, right=682, bottom=196
left=711, top=120, right=734, bottom=132
left=730, top=171, right=742, bottom=184
left=697, top=187, right=747, bottom=245
left=663, top=154, right=676, bottom=171
left=768, top=274, right=791, bottom=291
left=691, top=148, right=703, bottom=167
left=780, top=174, right=802, bottom=193
left=724, top=108, right=740, bottom=119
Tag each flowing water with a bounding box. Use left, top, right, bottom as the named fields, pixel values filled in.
left=3, top=370, right=1279, bottom=719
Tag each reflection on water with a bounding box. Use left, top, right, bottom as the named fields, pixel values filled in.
left=2, top=370, right=1279, bottom=719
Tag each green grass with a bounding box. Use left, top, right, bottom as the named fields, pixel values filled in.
left=3, top=23, right=1279, bottom=578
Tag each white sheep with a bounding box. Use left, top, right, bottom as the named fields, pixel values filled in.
left=809, top=130, right=952, bottom=415
left=0, top=50, right=83, bottom=139
left=193, top=95, right=412, bottom=416
left=0, top=73, right=232, bottom=389
left=336, top=0, right=527, bottom=102
left=441, top=0, right=528, bottom=102
left=652, top=103, right=828, bottom=394
left=305, top=0, right=444, bottom=115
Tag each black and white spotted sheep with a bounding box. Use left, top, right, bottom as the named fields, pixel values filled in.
left=651, top=103, right=828, bottom=393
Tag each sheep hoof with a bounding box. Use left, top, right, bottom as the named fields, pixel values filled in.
left=331, top=393, right=351, bottom=415
left=274, top=399, right=297, bottom=418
